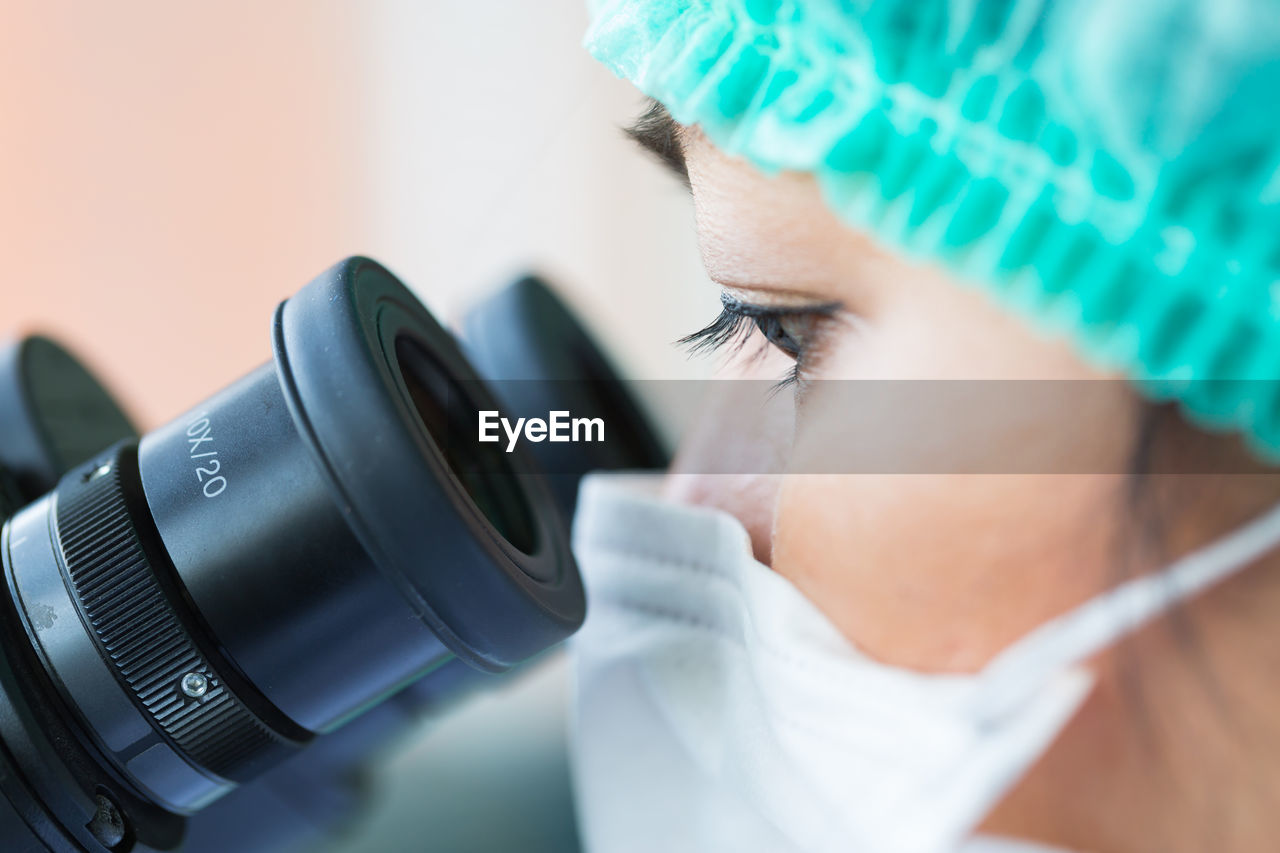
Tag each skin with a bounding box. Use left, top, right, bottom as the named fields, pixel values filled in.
left=656, top=125, right=1280, bottom=851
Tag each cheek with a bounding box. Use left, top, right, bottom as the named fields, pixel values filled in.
left=770, top=473, right=1129, bottom=672
left=765, top=255, right=1145, bottom=671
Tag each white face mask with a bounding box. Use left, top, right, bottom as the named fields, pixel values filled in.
left=567, top=474, right=1280, bottom=853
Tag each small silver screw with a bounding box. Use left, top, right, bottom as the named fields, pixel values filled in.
left=87, top=462, right=111, bottom=482
left=180, top=672, right=208, bottom=698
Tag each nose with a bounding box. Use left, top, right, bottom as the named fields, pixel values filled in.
left=661, top=351, right=794, bottom=565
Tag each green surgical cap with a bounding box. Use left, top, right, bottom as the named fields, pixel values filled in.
left=586, top=0, right=1280, bottom=460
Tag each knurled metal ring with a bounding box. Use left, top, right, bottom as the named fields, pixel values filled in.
left=54, top=446, right=300, bottom=781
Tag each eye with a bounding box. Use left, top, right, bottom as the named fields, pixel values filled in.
left=678, top=293, right=842, bottom=384
left=750, top=311, right=822, bottom=360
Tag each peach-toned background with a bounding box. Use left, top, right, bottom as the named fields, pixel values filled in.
left=0, top=0, right=712, bottom=429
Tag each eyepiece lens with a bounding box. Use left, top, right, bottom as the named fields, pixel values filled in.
left=394, top=335, right=539, bottom=555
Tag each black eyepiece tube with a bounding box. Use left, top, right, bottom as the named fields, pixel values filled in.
left=135, top=362, right=438, bottom=736
left=0, top=257, right=583, bottom=848
left=135, top=257, right=581, bottom=733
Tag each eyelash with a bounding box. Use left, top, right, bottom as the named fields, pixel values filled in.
left=678, top=295, right=840, bottom=388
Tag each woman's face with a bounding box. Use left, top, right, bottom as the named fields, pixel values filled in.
left=668, top=124, right=1138, bottom=672
left=649, top=116, right=1280, bottom=849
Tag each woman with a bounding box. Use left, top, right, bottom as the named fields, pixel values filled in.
left=567, top=1, right=1280, bottom=852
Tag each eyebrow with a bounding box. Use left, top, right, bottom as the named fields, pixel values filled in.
left=624, top=99, right=690, bottom=187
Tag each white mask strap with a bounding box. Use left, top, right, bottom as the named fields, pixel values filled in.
left=974, top=499, right=1280, bottom=719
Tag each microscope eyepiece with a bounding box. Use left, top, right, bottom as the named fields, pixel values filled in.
left=0, top=257, right=583, bottom=850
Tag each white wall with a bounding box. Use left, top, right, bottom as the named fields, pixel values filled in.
left=357, top=0, right=716, bottom=382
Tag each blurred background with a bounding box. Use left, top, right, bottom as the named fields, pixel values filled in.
left=0, top=0, right=715, bottom=422
left=0, top=1, right=716, bottom=850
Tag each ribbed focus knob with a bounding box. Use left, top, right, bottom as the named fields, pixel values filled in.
left=55, top=445, right=301, bottom=781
